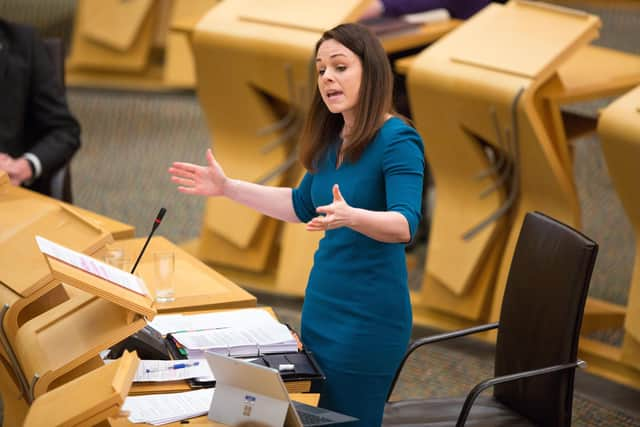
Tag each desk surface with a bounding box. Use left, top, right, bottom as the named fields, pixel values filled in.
left=110, top=393, right=319, bottom=426
left=0, top=181, right=134, bottom=240
left=98, top=236, right=257, bottom=313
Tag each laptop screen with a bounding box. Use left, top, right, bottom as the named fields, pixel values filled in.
left=205, top=352, right=357, bottom=426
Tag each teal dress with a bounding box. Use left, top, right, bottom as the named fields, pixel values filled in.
left=292, top=117, right=424, bottom=426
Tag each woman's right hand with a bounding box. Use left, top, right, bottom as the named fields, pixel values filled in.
left=168, top=148, right=227, bottom=197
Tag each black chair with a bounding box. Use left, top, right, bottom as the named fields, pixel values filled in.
left=384, top=211, right=598, bottom=427
left=42, top=37, right=73, bottom=203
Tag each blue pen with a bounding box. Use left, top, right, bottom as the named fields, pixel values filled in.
left=145, top=361, right=200, bottom=373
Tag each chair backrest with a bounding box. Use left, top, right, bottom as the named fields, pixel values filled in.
left=494, top=211, right=598, bottom=427
left=42, top=37, right=73, bottom=203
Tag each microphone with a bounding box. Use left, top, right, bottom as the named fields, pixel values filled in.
left=130, top=207, right=166, bottom=274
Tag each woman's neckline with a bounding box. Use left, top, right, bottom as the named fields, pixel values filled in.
left=335, top=114, right=397, bottom=169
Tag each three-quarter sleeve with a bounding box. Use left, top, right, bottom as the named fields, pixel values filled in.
left=382, top=127, right=425, bottom=241
left=291, top=172, right=316, bottom=223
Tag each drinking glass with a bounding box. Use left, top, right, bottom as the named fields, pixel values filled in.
left=104, top=247, right=127, bottom=270
left=154, top=252, right=175, bottom=303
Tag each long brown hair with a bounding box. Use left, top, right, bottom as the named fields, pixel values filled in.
left=299, top=23, right=395, bottom=171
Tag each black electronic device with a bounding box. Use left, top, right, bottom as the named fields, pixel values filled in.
left=107, top=325, right=170, bottom=360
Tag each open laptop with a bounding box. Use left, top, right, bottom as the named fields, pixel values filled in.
left=205, top=352, right=357, bottom=426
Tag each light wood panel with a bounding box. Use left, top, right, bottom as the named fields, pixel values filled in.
left=188, top=0, right=367, bottom=294
left=405, top=0, right=599, bottom=329
left=103, top=236, right=256, bottom=312
left=595, top=85, right=640, bottom=387
left=24, top=351, right=138, bottom=427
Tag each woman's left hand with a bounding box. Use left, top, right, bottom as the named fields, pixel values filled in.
left=307, top=184, right=353, bottom=232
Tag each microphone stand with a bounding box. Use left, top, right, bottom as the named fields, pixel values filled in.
left=131, top=208, right=166, bottom=274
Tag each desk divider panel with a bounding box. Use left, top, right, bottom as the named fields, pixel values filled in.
left=23, top=351, right=139, bottom=427
left=10, top=244, right=155, bottom=399
left=0, top=201, right=112, bottom=299
left=595, top=85, right=640, bottom=388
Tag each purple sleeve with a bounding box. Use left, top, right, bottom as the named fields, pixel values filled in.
left=381, top=0, right=491, bottom=19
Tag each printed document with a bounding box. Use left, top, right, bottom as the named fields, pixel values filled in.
left=35, top=236, right=148, bottom=295
left=147, top=308, right=279, bottom=335
left=172, top=323, right=297, bottom=357
left=123, top=388, right=214, bottom=425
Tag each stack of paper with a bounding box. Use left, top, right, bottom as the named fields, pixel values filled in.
left=147, top=308, right=279, bottom=335
left=148, top=308, right=299, bottom=357
left=172, top=322, right=298, bottom=358
left=123, top=388, right=214, bottom=425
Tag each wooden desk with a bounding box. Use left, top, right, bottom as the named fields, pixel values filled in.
left=0, top=182, right=255, bottom=401
left=538, top=44, right=640, bottom=175
left=121, top=305, right=315, bottom=425
left=98, top=236, right=256, bottom=313
left=130, top=306, right=309, bottom=397
left=587, top=85, right=640, bottom=390
left=0, top=182, right=134, bottom=242
left=0, top=180, right=133, bottom=343
left=405, top=0, right=599, bottom=330
left=380, top=19, right=460, bottom=53
left=109, top=393, right=319, bottom=426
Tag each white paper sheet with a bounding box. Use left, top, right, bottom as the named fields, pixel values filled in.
left=36, top=235, right=148, bottom=295
left=133, top=359, right=214, bottom=382
left=172, top=323, right=297, bottom=357
left=147, top=308, right=278, bottom=335
left=123, top=388, right=215, bottom=425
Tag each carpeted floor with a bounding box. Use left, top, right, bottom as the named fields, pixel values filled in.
left=1, top=0, right=640, bottom=425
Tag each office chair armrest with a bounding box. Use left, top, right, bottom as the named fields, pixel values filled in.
left=456, top=359, right=587, bottom=427
left=387, top=322, right=499, bottom=401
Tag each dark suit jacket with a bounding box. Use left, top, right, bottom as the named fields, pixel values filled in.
left=0, top=18, right=80, bottom=195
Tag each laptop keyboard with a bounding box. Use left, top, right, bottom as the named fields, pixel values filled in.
left=297, top=410, right=334, bottom=425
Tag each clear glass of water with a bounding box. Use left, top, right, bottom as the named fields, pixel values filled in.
left=153, top=252, right=175, bottom=303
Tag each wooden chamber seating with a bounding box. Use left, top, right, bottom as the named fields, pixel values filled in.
left=65, top=0, right=220, bottom=90
left=183, top=0, right=369, bottom=296
left=591, top=85, right=640, bottom=389
left=0, top=174, right=257, bottom=420
left=404, top=0, right=640, bottom=388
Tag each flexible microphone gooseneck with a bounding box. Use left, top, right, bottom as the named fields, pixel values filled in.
left=130, top=207, right=166, bottom=274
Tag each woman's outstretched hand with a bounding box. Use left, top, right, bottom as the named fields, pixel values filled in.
left=307, top=184, right=353, bottom=232
left=168, top=148, right=227, bottom=197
